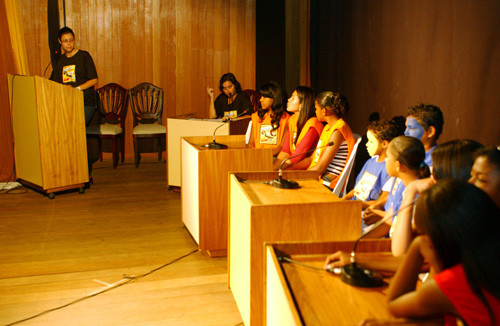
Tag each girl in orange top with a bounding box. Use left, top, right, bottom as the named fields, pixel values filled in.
left=307, top=91, right=356, bottom=189
left=249, top=82, right=290, bottom=156
left=273, top=86, right=324, bottom=170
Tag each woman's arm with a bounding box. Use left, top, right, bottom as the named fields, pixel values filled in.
left=387, top=236, right=454, bottom=319
left=308, top=130, right=344, bottom=174
left=273, top=131, right=292, bottom=170
left=77, top=78, right=98, bottom=91
left=391, top=178, right=435, bottom=256
left=272, top=124, right=289, bottom=156
left=207, top=87, right=217, bottom=119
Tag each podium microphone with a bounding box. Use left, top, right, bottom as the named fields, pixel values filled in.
left=203, top=110, right=247, bottom=149
left=338, top=199, right=418, bottom=287
left=271, top=141, right=334, bottom=189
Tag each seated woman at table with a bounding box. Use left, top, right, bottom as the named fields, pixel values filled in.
left=391, top=139, right=483, bottom=256
left=207, top=72, right=253, bottom=119
left=306, top=91, right=355, bottom=190
left=273, top=86, right=323, bottom=170
left=469, top=146, right=500, bottom=208
left=387, top=179, right=500, bottom=326
left=249, top=81, right=290, bottom=156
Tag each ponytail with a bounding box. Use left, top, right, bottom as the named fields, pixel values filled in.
left=417, top=162, right=430, bottom=179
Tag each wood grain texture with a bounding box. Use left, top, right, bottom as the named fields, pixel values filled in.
left=229, top=173, right=362, bottom=325
left=0, top=158, right=243, bottom=326
left=35, top=76, right=88, bottom=189
left=181, top=135, right=273, bottom=256
left=267, top=240, right=396, bottom=325
left=15, top=0, right=256, bottom=161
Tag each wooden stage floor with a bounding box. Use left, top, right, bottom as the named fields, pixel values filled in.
left=0, top=158, right=243, bottom=326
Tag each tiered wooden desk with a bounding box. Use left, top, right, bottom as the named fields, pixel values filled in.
left=181, top=135, right=272, bottom=257
left=228, top=171, right=362, bottom=325
left=167, top=116, right=250, bottom=187
left=9, top=75, right=88, bottom=198
left=266, top=240, right=396, bottom=325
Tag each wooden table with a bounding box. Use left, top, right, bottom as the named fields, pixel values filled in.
left=229, top=172, right=363, bottom=325
left=181, top=135, right=272, bottom=257
left=266, top=240, right=428, bottom=326
left=167, top=116, right=250, bottom=187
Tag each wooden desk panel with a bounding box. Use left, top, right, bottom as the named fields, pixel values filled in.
left=266, top=240, right=405, bottom=326
left=229, top=173, right=363, bottom=325
left=167, top=117, right=250, bottom=187
left=181, top=135, right=272, bottom=257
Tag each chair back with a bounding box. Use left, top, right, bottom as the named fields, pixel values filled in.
left=96, top=83, right=128, bottom=126
left=128, top=83, right=164, bottom=126
left=242, top=89, right=261, bottom=113
left=332, top=134, right=362, bottom=197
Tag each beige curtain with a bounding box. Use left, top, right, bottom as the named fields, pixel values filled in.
left=4, top=0, right=29, bottom=75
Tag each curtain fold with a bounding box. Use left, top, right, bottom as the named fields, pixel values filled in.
left=4, top=0, right=29, bottom=75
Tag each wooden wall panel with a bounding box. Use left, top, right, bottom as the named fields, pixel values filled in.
left=0, top=0, right=17, bottom=181
left=310, top=1, right=500, bottom=146
left=13, top=0, right=256, bottom=159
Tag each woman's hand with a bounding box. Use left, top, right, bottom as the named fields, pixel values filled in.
left=323, top=250, right=351, bottom=269
left=207, top=87, right=214, bottom=99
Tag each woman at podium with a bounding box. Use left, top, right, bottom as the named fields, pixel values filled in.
left=50, top=27, right=98, bottom=184
left=207, top=73, right=252, bottom=120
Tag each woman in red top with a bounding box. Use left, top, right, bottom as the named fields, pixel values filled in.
left=249, top=82, right=290, bottom=156
left=273, top=86, right=324, bottom=170
left=387, top=179, right=500, bottom=326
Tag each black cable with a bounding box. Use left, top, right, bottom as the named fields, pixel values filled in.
left=280, top=256, right=328, bottom=272
left=4, top=249, right=198, bottom=326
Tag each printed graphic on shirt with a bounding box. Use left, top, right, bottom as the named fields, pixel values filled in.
left=260, top=124, right=278, bottom=145
left=62, top=65, right=76, bottom=83
left=224, top=110, right=237, bottom=118
left=391, top=178, right=401, bottom=197
left=353, top=171, right=378, bottom=201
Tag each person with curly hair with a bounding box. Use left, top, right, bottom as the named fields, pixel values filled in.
left=306, top=91, right=355, bottom=190
left=207, top=72, right=253, bottom=119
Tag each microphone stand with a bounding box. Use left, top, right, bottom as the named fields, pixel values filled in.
left=203, top=110, right=247, bottom=149
left=271, top=142, right=334, bottom=189
left=339, top=199, right=417, bottom=287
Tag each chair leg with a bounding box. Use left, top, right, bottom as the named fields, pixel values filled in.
left=133, top=137, right=139, bottom=168
left=112, top=137, right=118, bottom=169
left=120, top=133, right=125, bottom=162
left=157, top=137, right=162, bottom=161
left=99, top=138, right=103, bottom=162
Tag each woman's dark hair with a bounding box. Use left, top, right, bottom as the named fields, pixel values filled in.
left=432, top=139, right=484, bottom=181
left=415, top=179, right=500, bottom=324
left=218, top=73, right=242, bottom=93
left=294, top=86, right=316, bottom=145
left=389, top=135, right=430, bottom=179
left=474, top=146, right=500, bottom=170
left=315, top=91, right=349, bottom=119
left=258, top=81, right=287, bottom=130
left=367, top=118, right=405, bottom=143
left=58, top=26, right=75, bottom=39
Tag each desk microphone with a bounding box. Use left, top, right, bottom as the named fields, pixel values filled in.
left=339, top=199, right=418, bottom=287
left=203, top=110, right=247, bottom=149
left=271, top=141, right=334, bottom=189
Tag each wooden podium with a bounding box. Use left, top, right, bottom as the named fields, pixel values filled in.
left=167, top=116, right=250, bottom=187
left=181, top=135, right=272, bottom=257
left=228, top=171, right=362, bottom=326
left=9, top=75, right=88, bottom=198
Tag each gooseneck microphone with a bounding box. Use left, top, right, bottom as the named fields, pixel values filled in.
left=271, top=141, right=334, bottom=189
left=339, top=199, right=418, bottom=287
left=203, top=110, right=247, bottom=149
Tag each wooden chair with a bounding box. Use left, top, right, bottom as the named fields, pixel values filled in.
left=243, top=89, right=261, bottom=114
left=87, top=83, right=128, bottom=168
left=128, top=82, right=166, bottom=168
